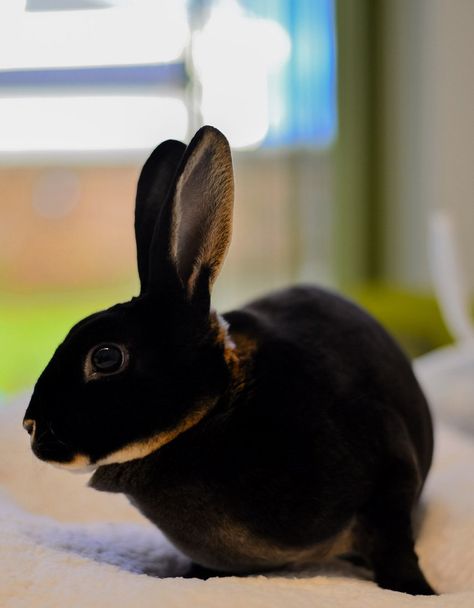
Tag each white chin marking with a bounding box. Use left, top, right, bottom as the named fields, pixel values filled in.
left=47, top=454, right=96, bottom=474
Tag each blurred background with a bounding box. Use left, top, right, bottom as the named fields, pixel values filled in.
left=1, top=0, right=473, bottom=397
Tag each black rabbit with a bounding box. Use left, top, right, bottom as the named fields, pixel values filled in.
left=24, top=126, right=435, bottom=595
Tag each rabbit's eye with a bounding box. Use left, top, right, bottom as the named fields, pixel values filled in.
left=91, top=345, right=124, bottom=374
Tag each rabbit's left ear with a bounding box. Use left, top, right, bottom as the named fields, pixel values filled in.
left=149, top=126, right=234, bottom=305
left=135, top=139, right=186, bottom=294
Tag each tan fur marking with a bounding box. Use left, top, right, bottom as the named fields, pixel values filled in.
left=208, top=310, right=258, bottom=407
left=96, top=401, right=215, bottom=466
left=213, top=312, right=239, bottom=367
left=23, top=419, right=36, bottom=442
left=47, top=454, right=95, bottom=473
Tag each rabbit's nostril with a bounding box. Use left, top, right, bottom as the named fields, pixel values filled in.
left=23, top=419, right=36, bottom=436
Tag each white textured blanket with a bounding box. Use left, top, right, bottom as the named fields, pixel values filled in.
left=1, top=394, right=473, bottom=608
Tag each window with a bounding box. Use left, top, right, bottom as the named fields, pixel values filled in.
left=0, top=0, right=336, bottom=155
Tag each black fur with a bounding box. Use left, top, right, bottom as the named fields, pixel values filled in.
left=24, top=126, right=435, bottom=595
left=135, top=139, right=185, bottom=293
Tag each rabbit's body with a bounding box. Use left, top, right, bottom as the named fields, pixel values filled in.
left=24, top=127, right=435, bottom=594
left=91, top=285, right=432, bottom=577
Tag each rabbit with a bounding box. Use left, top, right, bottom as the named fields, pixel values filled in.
left=23, top=126, right=435, bottom=595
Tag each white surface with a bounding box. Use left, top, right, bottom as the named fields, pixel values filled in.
left=1, top=394, right=473, bottom=607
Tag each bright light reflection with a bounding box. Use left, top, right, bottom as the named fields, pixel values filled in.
left=0, top=0, right=188, bottom=69
left=0, top=96, right=188, bottom=152
left=193, top=0, right=291, bottom=149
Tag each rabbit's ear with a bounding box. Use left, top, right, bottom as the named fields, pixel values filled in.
left=149, top=126, right=234, bottom=306
left=135, top=139, right=186, bottom=294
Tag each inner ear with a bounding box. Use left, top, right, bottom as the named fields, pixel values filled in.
left=171, top=126, right=234, bottom=299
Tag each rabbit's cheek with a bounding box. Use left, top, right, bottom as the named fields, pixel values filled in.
left=94, top=399, right=216, bottom=466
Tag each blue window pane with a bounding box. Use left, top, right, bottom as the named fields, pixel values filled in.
left=240, top=0, right=337, bottom=148
left=0, top=64, right=187, bottom=89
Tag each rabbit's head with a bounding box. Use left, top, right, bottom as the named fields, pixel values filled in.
left=23, top=127, right=237, bottom=471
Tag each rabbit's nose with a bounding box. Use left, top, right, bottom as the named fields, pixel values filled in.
left=23, top=419, right=36, bottom=437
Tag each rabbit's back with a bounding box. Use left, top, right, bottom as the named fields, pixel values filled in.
left=226, top=285, right=433, bottom=483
